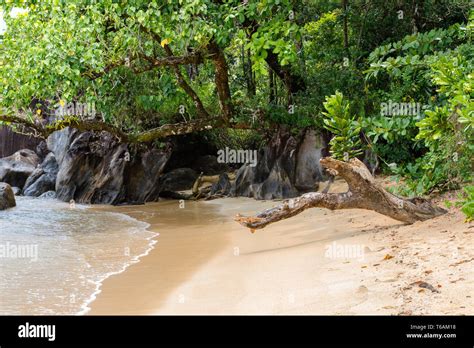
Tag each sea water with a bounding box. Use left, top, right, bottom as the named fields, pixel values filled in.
left=0, top=196, right=157, bottom=315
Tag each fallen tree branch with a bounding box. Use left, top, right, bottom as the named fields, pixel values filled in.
left=235, top=157, right=447, bottom=231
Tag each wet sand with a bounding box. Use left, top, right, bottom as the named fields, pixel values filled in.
left=89, top=186, right=474, bottom=315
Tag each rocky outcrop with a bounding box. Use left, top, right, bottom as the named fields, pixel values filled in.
left=232, top=128, right=327, bottom=200
left=0, top=149, right=40, bottom=188
left=46, top=128, right=170, bottom=204
left=0, top=183, right=16, bottom=210
left=23, top=153, right=59, bottom=197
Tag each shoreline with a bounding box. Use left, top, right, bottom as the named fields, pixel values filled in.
left=88, top=193, right=474, bottom=315
left=77, top=216, right=158, bottom=315
left=88, top=199, right=232, bottom=314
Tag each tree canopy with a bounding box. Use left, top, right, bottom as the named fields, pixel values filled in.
left=0, top=0, right=472, bottom=208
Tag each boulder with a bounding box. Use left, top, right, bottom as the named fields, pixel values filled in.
left=0, top=149, right=40, bottom=188
left=23, top=153, right=59, bottom=197
left=232, top=128, right=327, bottom=200
left=46, top=128, right=170, bottom=204
left=121, top=148, right=170, bottom=203
left=159, top=168, right=199, bottom=192
left=0, top=183, right=16, bottom=210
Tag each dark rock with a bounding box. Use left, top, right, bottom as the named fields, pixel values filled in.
left=159, top=168, right=198, bottom=192
left=0, top=183, right=16, bottom=210
left=210, top=173, right=232, bottom=196
left=121, top=148, right=170, bottom=203
left=38, top=191, right=56, bottom=199
left=0, top=149, right=40, bottom=188
left=46, top=128, right=170, bottom=204
left=35, top=141, right=50, bottom=161
left=23, top=153, right=59, bottom=197
left=232, top=128, right=327, bottom=200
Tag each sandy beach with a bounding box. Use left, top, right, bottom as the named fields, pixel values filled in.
left=89, top=182, right=474, bottom=315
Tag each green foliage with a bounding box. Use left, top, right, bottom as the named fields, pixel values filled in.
left=322, top=92, right=362, bottom=160
left=445, top=185, right=474, bottom=222
left=302, top=9, right=364, bottom=114
left=460, top=186, right=474, bottom=221
left=389, top=48, right=473, bottom=196
left=361, top=12, right=473, bottom=195
left=0, top=0, right=471, bottom=203
left=362, top=115, right=422, bottom=168
left=207, top=128, right=264, bottom=152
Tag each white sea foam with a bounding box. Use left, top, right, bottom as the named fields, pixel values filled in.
left=0, top=197, right=158, bottom=315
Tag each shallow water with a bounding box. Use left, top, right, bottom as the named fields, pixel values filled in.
left=0, top=197, right=157, bottom=315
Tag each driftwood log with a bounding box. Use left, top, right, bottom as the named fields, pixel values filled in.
left=235, top=157, right=447, bottom=231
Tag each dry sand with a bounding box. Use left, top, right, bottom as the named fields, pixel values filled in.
left=89, top=181, right=474, bottom=315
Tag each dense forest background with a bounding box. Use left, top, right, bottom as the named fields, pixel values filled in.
left=0, top=0, right=472, bottom=218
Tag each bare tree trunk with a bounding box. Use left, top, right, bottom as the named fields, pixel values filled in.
left=208, top=41, right=234, bottom=122
left=269, top=67, right=276, bottom=104
left=247, top=48, right=256, bottom=97
left=242, top=44, right=256, bottom=97
left=412, top=0, right=424, bottom=34
left=235, top=157, right=447, bottom=231
left=265, top=50, right=306, bottom=105
left=342, top=0, right=350, bottom=57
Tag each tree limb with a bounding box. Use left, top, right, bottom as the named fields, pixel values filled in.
left=129, top=117, right=224, bottom=143
left=139, top=51, right=204, bottom=68
left=235, top=157, right=447, bottom=231
left=0, top=114, right=48, bottom=138
left=2, top=112, right=254, bottom=144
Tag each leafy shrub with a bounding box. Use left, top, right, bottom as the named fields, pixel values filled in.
left=460, top=186, right=474, bottom=221
left=322, top=91, right=362, bottom=160
left=445, top=185, right=474, bottom=222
